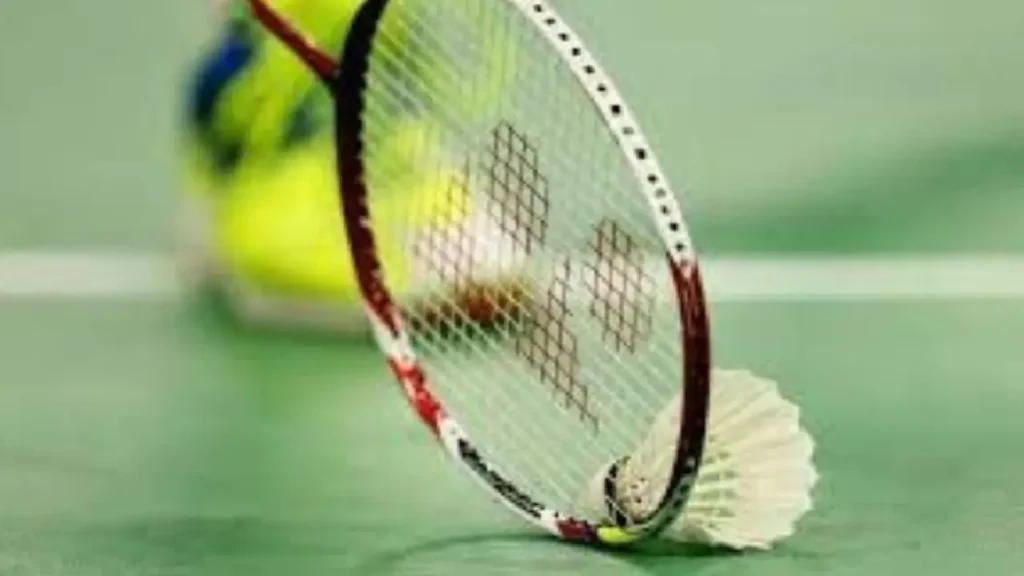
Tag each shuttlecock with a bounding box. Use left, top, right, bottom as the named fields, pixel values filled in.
left=579, top=368, right=818, bottom=550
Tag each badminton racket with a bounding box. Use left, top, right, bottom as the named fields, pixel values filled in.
left=246, top=0, right=711, bottom=547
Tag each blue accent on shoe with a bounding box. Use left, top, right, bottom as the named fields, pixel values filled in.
left=186, top=28, right=257, bottom=174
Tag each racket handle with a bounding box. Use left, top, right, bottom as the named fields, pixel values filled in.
left=245, top=0, right=339, bottom=87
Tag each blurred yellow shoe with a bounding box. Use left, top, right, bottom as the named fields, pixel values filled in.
left=177, top=0, right=523, bottom=334
left=180, top=118, right=476, bottom=333
left=177, top=0, right=375, bottom=333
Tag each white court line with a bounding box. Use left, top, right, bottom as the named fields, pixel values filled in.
left=0, top=252, right=177, bottom=300
left=705, top=255, right=1024, bottom=301
left=1, top=251, right=1024, bottom=301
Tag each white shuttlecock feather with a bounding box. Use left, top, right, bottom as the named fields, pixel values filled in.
left=579, top=368, right=819, bottom=550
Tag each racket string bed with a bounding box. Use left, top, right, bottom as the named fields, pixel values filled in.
left=366, top=0, right=688, bottom=519
left=366, top=53, right=671, bottom=387
left=412, top=340, right=586, bottom=507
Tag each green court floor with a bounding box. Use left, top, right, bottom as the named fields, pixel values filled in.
left=1, top=298, right=1021, bottom=575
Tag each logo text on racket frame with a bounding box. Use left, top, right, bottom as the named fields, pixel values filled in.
left=456, top=438, right=545, bottom=520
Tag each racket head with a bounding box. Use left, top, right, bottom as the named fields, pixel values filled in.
left=248, top=0, right=711, bottom=547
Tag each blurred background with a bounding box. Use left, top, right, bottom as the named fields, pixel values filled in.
left=0, top=1, right=1022, bottom=575
left=2, top=0, right=1023, bottom=251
